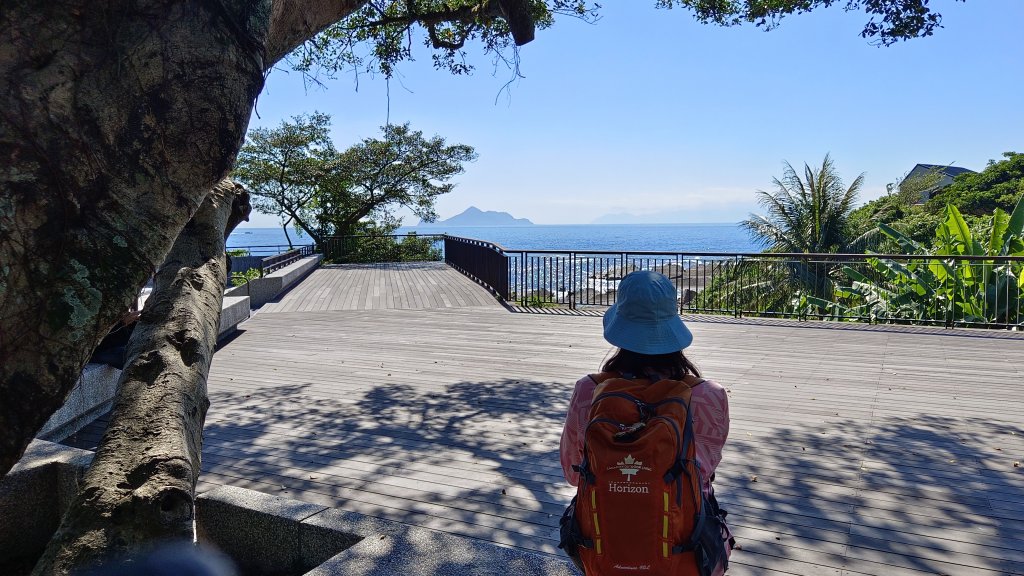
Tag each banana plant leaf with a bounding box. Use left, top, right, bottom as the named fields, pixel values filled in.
left=989, top=208, right=1010, bottom=256
left=878, top=222, right=926, bottom=255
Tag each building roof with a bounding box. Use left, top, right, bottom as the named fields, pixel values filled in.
left=908, top=164, right=976, bottom=179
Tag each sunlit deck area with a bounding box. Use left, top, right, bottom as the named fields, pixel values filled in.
left=67, top=262, right=1024, bottom=575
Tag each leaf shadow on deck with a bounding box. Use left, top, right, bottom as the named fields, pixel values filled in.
left=201, top=383, right=1024, bottom=575
left=719, top=414, right=1024, bottom=576
left=202, top=378, right=576, bottom=555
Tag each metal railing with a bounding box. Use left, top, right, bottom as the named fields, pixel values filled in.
left=226, top=245, right=315, bottom=285
left=318, top=234, right=444, bottom=263
left=444, top=237, right=1023, bottom=329
left=261, top=246, right=314, bottom=274
left=444, top=236, right=510, bottom=299
left=226, top=244, right=306, bottom=257
left=225, top=236, right=1023, bottom=329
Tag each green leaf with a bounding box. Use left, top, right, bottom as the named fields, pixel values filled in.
left=1004, top=194, right=1024, bottom=252
left=851, top=280, right=894, bottom=302
left=869, top=257, right=903, bottom=282
left=878, top=222, right=925, bottom=254
left=989, top=208, right=1010, bottom=256
left=803, top=294, right=837, bottom=309
left=943, top=204, right=978, bottom=256
left=927, top=258, right=955, bottom=283
left=876, top=258, right=934, bottom=296
left=842, top=265, right=873, bottom=284
left=833, top=285, right=860, bottom=299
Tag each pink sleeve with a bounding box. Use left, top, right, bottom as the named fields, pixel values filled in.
left=690, top=379, right=730, bottom=489
left=560, top=376, right=597, bottom=486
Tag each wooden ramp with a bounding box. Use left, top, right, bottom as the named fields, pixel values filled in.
left=64, top=263, right=1024, bottom=575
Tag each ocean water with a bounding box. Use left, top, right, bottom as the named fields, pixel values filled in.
left=229, top=223, right=763, bottom=254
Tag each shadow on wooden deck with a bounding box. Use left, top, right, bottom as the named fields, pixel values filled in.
left=193, top=374, right=1024, bottom=575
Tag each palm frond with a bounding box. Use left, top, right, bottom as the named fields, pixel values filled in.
left=747, top=154, right=863, bottom=257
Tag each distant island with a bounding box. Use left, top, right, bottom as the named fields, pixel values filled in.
left=591, top=210, right=740, bottom=225
left=419, top=206, right=534, bottom=227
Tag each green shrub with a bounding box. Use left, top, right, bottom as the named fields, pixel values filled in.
left=230, top=267, right=262, bottom=286
left=817, top=199, right=1024, bottom=326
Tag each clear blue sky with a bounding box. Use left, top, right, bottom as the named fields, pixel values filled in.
left=240, top=0, right=1022, bottom=227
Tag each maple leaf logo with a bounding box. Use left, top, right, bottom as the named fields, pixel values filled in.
left=616, top=454, right=642, bottom=481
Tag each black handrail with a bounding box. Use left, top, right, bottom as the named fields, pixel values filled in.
left=444, top=236, right=510, bottom=300
left=319, top=234, right=444, bottom=263
left=227, top=244, right=309, bottom=257
left=497, top=248, right=1024, bottom=262
left=261, top=248, right=308, bottom=275
left=439, top=235, right=1023, bottom=329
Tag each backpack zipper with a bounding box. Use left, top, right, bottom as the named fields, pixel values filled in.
left=592, top=392, right=648, bottom=418
left=650, top=415, right=685, bottom=506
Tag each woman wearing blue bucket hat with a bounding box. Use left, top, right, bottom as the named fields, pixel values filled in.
left=558, top=270, right=733, bottom=575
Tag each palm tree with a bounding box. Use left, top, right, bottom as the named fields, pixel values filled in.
left=731, top=155, right=866, bottom=310
left=743, top=154, right=865, bottom=254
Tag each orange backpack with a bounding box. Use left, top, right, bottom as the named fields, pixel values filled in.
left=562, top=372, right=727, bottom=576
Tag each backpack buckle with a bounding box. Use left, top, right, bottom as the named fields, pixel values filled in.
left=663, top=457, right=687, bottom=483
left=573, top=461, right=596, bottom=484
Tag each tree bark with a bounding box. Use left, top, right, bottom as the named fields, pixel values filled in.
left=31, top=180, right=250, bottom=576
left=266, top=0, right=368, bottom=64
left=0, top=0, right=269, bottom=477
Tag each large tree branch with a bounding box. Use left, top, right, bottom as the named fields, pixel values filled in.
left=337, top=195, right=387, bottom=229
left=265, top=0, right=535, bottom=67
left=267, top=0, right=369, bottom=66
left=31, top=180, right=251, bottom=576
left=282, top=206, right=324, bottom=245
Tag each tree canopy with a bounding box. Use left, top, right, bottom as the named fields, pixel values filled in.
left=848, top=165, right=946, bottom=247
left=234, top=116, right=477, bottom=244
left=849, top=152, right=1024, bottom=248
left=928, top=152, right=1024, bottom=217
left=290, top=0, right=966, bottom=79
left=231, top=112, right=337, bottom=246
left=660, top=0, right=964, bottom=45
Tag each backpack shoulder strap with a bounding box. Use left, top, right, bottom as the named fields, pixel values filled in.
left=588, top=371, right=621, bottom=385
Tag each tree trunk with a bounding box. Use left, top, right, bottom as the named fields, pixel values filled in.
left=31, top=180, right=250, bottom=576
left=0, top=0, right=269, bottom=476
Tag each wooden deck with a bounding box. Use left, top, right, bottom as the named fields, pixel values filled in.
left=65, top=263, right=1024, bottom=575
left=258, top=262, right=501, bottom=312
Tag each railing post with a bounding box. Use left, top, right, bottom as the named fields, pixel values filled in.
left=733, top=256, right=741, bottom=318
left=569, top=252, right=576, bottom=310
left=517, top=252, right=522, bottom=305
left=947, top=258, right=956, bottom=328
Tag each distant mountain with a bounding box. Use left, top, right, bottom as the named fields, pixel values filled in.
left=591, top=212, right=648, bottom=225
left=592, top=209, right=744, bottom=225
left=419, top=206, right=534, bottom=227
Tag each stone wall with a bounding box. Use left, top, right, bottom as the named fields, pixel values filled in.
left=225, top=255, right=322, bottom=308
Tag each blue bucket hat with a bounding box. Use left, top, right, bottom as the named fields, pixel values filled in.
left=603, top=270, right=693, bottom=354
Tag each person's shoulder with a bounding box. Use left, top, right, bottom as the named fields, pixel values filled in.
left=699, top=377, right=724, bottom=390
left=695, top=378, right=727, bottom=399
